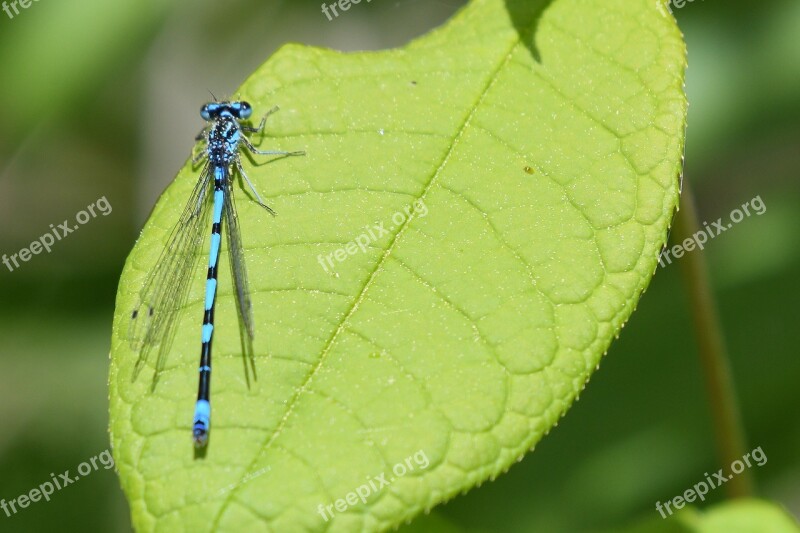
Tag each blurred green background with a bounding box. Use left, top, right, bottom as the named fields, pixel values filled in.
left=0, top=0, right=797, bottom=531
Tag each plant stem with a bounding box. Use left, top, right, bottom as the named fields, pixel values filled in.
left=673, top=181, right=754, bottom=498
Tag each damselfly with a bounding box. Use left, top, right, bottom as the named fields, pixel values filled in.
left=129, top=100, right=304, bottom=448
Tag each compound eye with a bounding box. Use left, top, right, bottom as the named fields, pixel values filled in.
left=200, top=104, right=212, bottom=120
left=239, top=102, right=252, bottom=119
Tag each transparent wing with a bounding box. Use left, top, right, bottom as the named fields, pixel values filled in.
left=129, top=165, right=214, bottom=386
left=223, top=172, right=257, bottom=381
left=223, top=174, right=255, bottom=338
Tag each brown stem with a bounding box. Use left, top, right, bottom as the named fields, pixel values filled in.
left=672, top=181, right=754, bottom=498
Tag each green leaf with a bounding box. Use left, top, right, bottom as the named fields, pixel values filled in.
left=613, top=499, right=800, bottom=533
left=109, top=0, right=687, bottom=530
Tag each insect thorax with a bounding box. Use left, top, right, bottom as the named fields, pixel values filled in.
left=206, top=115, right=241, bottom=166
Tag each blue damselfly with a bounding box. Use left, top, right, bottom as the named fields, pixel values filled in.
left=129, top=100, right=303, bottom=448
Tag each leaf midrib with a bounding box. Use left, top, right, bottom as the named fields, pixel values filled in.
left=211, top=25, right=534, bottom=531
